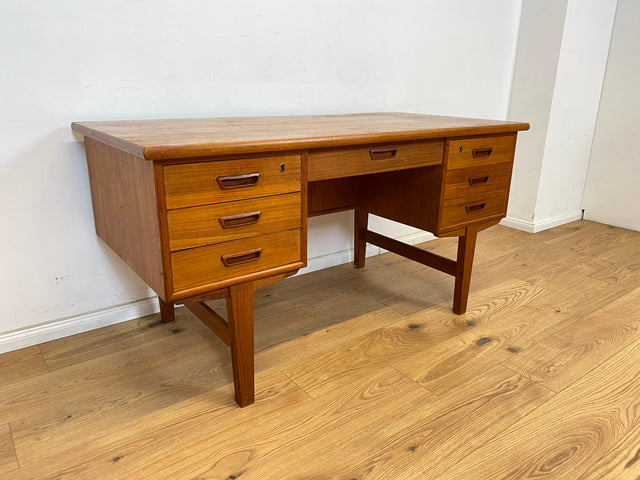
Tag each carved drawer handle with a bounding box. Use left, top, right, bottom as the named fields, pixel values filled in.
left=472, top=148, right=493, bottom=158
left=219, top=211, right=262, bottom=229
left=221, top=248, right=263, bottom=267
left=216, top=173, right=260, bottom=190
left=465, top=203, right=486, bottom=213
left=369, top=147, right=398, bottom=160
left=469, top=175, right=490, bottom=185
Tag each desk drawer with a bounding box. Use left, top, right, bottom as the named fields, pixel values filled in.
left=440, top=189, right=508, bottom=230
left=443, top=162, right=512, bottom=199
left=164, top=155, right=301, bottom=209
left=171, top=229, right=301, bottom=291
left=447, top=134, right=515, bottom=170
left=307, top=139, right=443, bottom=181
left=167, top=193, right=302, bottom=252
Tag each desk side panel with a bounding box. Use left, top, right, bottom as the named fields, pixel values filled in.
left=84, top=138, right=166, bottom=298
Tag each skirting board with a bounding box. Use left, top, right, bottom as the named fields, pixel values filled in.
left=0, top=230, right=437, bottom=354
left=0, top=298, right=161, bottom=355
left=500, top=210, right=584, bottom=233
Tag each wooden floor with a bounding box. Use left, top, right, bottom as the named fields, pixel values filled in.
left=1, top=220, right=640, bottom=479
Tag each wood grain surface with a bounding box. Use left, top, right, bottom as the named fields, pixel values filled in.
left=0, top=219, right=638, bottom=480
left=71, top=112, right=529, bottom=160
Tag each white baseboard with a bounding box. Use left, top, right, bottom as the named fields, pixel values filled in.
left=0, top=298, right=160, bottom=354
left=501, top=210, right=583, bottom=233
left=0, top=230, right=437, bottom=354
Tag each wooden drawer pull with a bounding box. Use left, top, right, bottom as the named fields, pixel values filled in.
left=465, top=202, right=486, bottom=213
left=218, top=211, right=262, bottom=229
left=468, top=175, right=490, bottom=185
left=221, top=248, right=263, bottom=267
left=369, top=147, right=398, bottom=160
left=472, top=147, right=493, bottom=158
left=216, top=173, right=260, bottom=190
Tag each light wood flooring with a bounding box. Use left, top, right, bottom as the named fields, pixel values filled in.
left=1, top=220, right=640, bottom=479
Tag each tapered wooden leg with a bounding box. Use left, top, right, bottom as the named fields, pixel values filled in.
left=354, top=208, right=369, bottom=268
left=453, top=227, right=479, bottom=314
left=158, top=297, right=175, bottom=323
left=226, top=282, right=255, bottom=407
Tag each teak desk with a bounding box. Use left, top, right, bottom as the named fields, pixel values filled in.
left=72, top=113, right=529, bottom=407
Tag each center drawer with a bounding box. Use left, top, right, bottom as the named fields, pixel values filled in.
left=163, top=154, right=301, bottom=209
left=167, top=193, right=302, bottom=251
left=307, top=139, right=443, bottom=181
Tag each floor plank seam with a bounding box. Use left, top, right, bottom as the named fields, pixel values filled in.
left=387, top=363, right=438, bottom=397
left=276, top=367, right=315, bottom=401
left=7, top=422, right=20, bottom=471
left=36, top=346, right=50, bottom=374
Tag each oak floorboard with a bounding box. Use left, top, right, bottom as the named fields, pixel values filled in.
left=502, top=286, right=640, bottom=392
left=285, top=365, right=553, bottom=480
left=6, top=368, right=309, bottom=480
left=37, top=307, right=207, bottom=371
left=0, top=346, right=47, bottom=386
left=588, top=243, right=640, bottom=286
left=0, top=326, right=230, bottom=425
left=280, top=311, right=452, bottom=399
left=436, top=336, right=640, bottom=480
left=255, top=307, right=406, bottom=371
left=0, top=424, right=18, bottom=475
left=282, top=279, right=547, bottom=399
left=1, top=220, right=638, bottom=479
left=146, top=367, right=434, bottom=480
left=544, top=220, right=640, bottom=255
left=350, top=259, right=454, bottom=315
left=393, top=306, right=575, bottom=396
left=578, top=420, right=640, bottom=480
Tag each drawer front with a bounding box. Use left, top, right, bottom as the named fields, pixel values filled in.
left=447, top=134, right=516, bottom=170
left=443, top=162, right=512, bottom=199
left=307, top=139, right=443, bottom=181
left=167, top=193, right=302, bottom=252
left=164, top=155, right=301, bottom=209
left=171, top=230, right=301, bottom=292
left=440, top=189, right=509, bottom=231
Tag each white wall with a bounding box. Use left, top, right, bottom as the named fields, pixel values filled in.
left=506, top=0, right=568, bottom=225
left=0, top=0, right=523, bottom=350
left=582, top=0, right=640, bottom=231
left=533, top=0, right=617, bottom=226
left=504, top=0, right=617, bottom=233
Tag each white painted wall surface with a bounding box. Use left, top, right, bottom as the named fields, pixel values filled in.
left=506, top=0, right=568, bottom=226
left=582, top=0, right=640, bottom=231
left=532, top=0, right=617, bottom=227
left=0, top=0, right=522, bottom=347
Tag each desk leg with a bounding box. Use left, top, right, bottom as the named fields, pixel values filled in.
left=226, top=282, right=255, bottom=407
left=159, top=298, right=175, bottom=323
left=354, top=208, right=369, bottom=268
left=453, top=227, right=478, bottom=315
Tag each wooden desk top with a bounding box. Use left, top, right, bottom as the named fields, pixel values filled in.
left=71, top=112, right=529, bottom=161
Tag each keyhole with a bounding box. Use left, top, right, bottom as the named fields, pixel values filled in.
left=280, top=163, right=285, bottom=172
left=459, top=145, right=463, bottom=152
